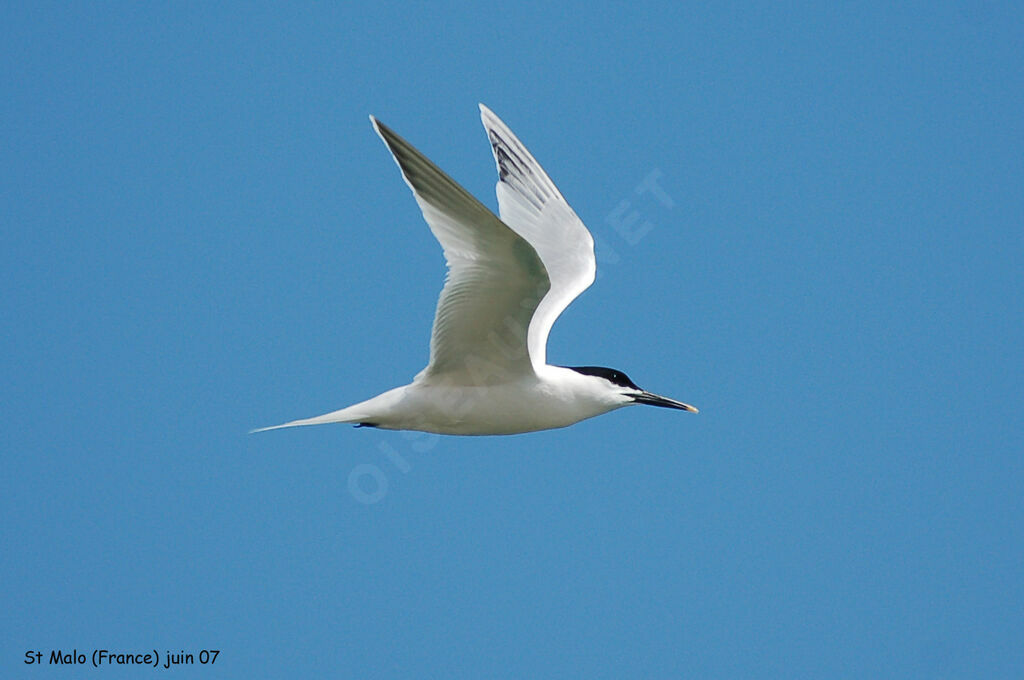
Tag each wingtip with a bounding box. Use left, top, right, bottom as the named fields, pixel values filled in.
left=369, top=115, right=393, bottom=147
left=371, top=114, right=402, bottom=146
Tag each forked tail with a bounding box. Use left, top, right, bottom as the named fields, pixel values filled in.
left=249, top=405, right=368, bottom=434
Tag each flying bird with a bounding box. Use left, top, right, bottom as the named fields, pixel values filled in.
left=254, top=105, right=697, bottom=436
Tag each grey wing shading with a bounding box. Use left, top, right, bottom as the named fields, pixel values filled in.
left=478, top=104, right=596, bottom=369
left=371, top=116, right=550, bottom=385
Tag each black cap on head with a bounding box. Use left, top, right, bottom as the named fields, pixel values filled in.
left=564, top=366, right=640, bottom=390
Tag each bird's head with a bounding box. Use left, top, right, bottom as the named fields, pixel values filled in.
left=563, top=366, right=698, bottom=413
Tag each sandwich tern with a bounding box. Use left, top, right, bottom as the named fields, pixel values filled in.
left=254, top=105, right=697, bottom=436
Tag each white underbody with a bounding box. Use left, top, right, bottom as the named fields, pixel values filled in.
left=254, top=107, right=695, bottom=437
left=267, top=366, right=629, bottom=436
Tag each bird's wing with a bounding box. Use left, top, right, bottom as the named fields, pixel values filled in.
left=479, top=104, right=596, bottom=370
left=371, top=116, right=550, bottom=386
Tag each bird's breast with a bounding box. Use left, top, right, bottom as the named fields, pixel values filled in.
left=386, top=380, right=613, bottom=435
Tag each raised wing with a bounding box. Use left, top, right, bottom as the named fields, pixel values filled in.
left=479, top=104, right=596, bottom=370
left=371, top=116, right=549, bottom=386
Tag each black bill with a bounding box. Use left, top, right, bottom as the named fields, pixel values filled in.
left=632, top=391, right=699, bottom=413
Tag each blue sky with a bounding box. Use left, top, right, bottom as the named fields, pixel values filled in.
left=3, top=1, right=1022, bottom=677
